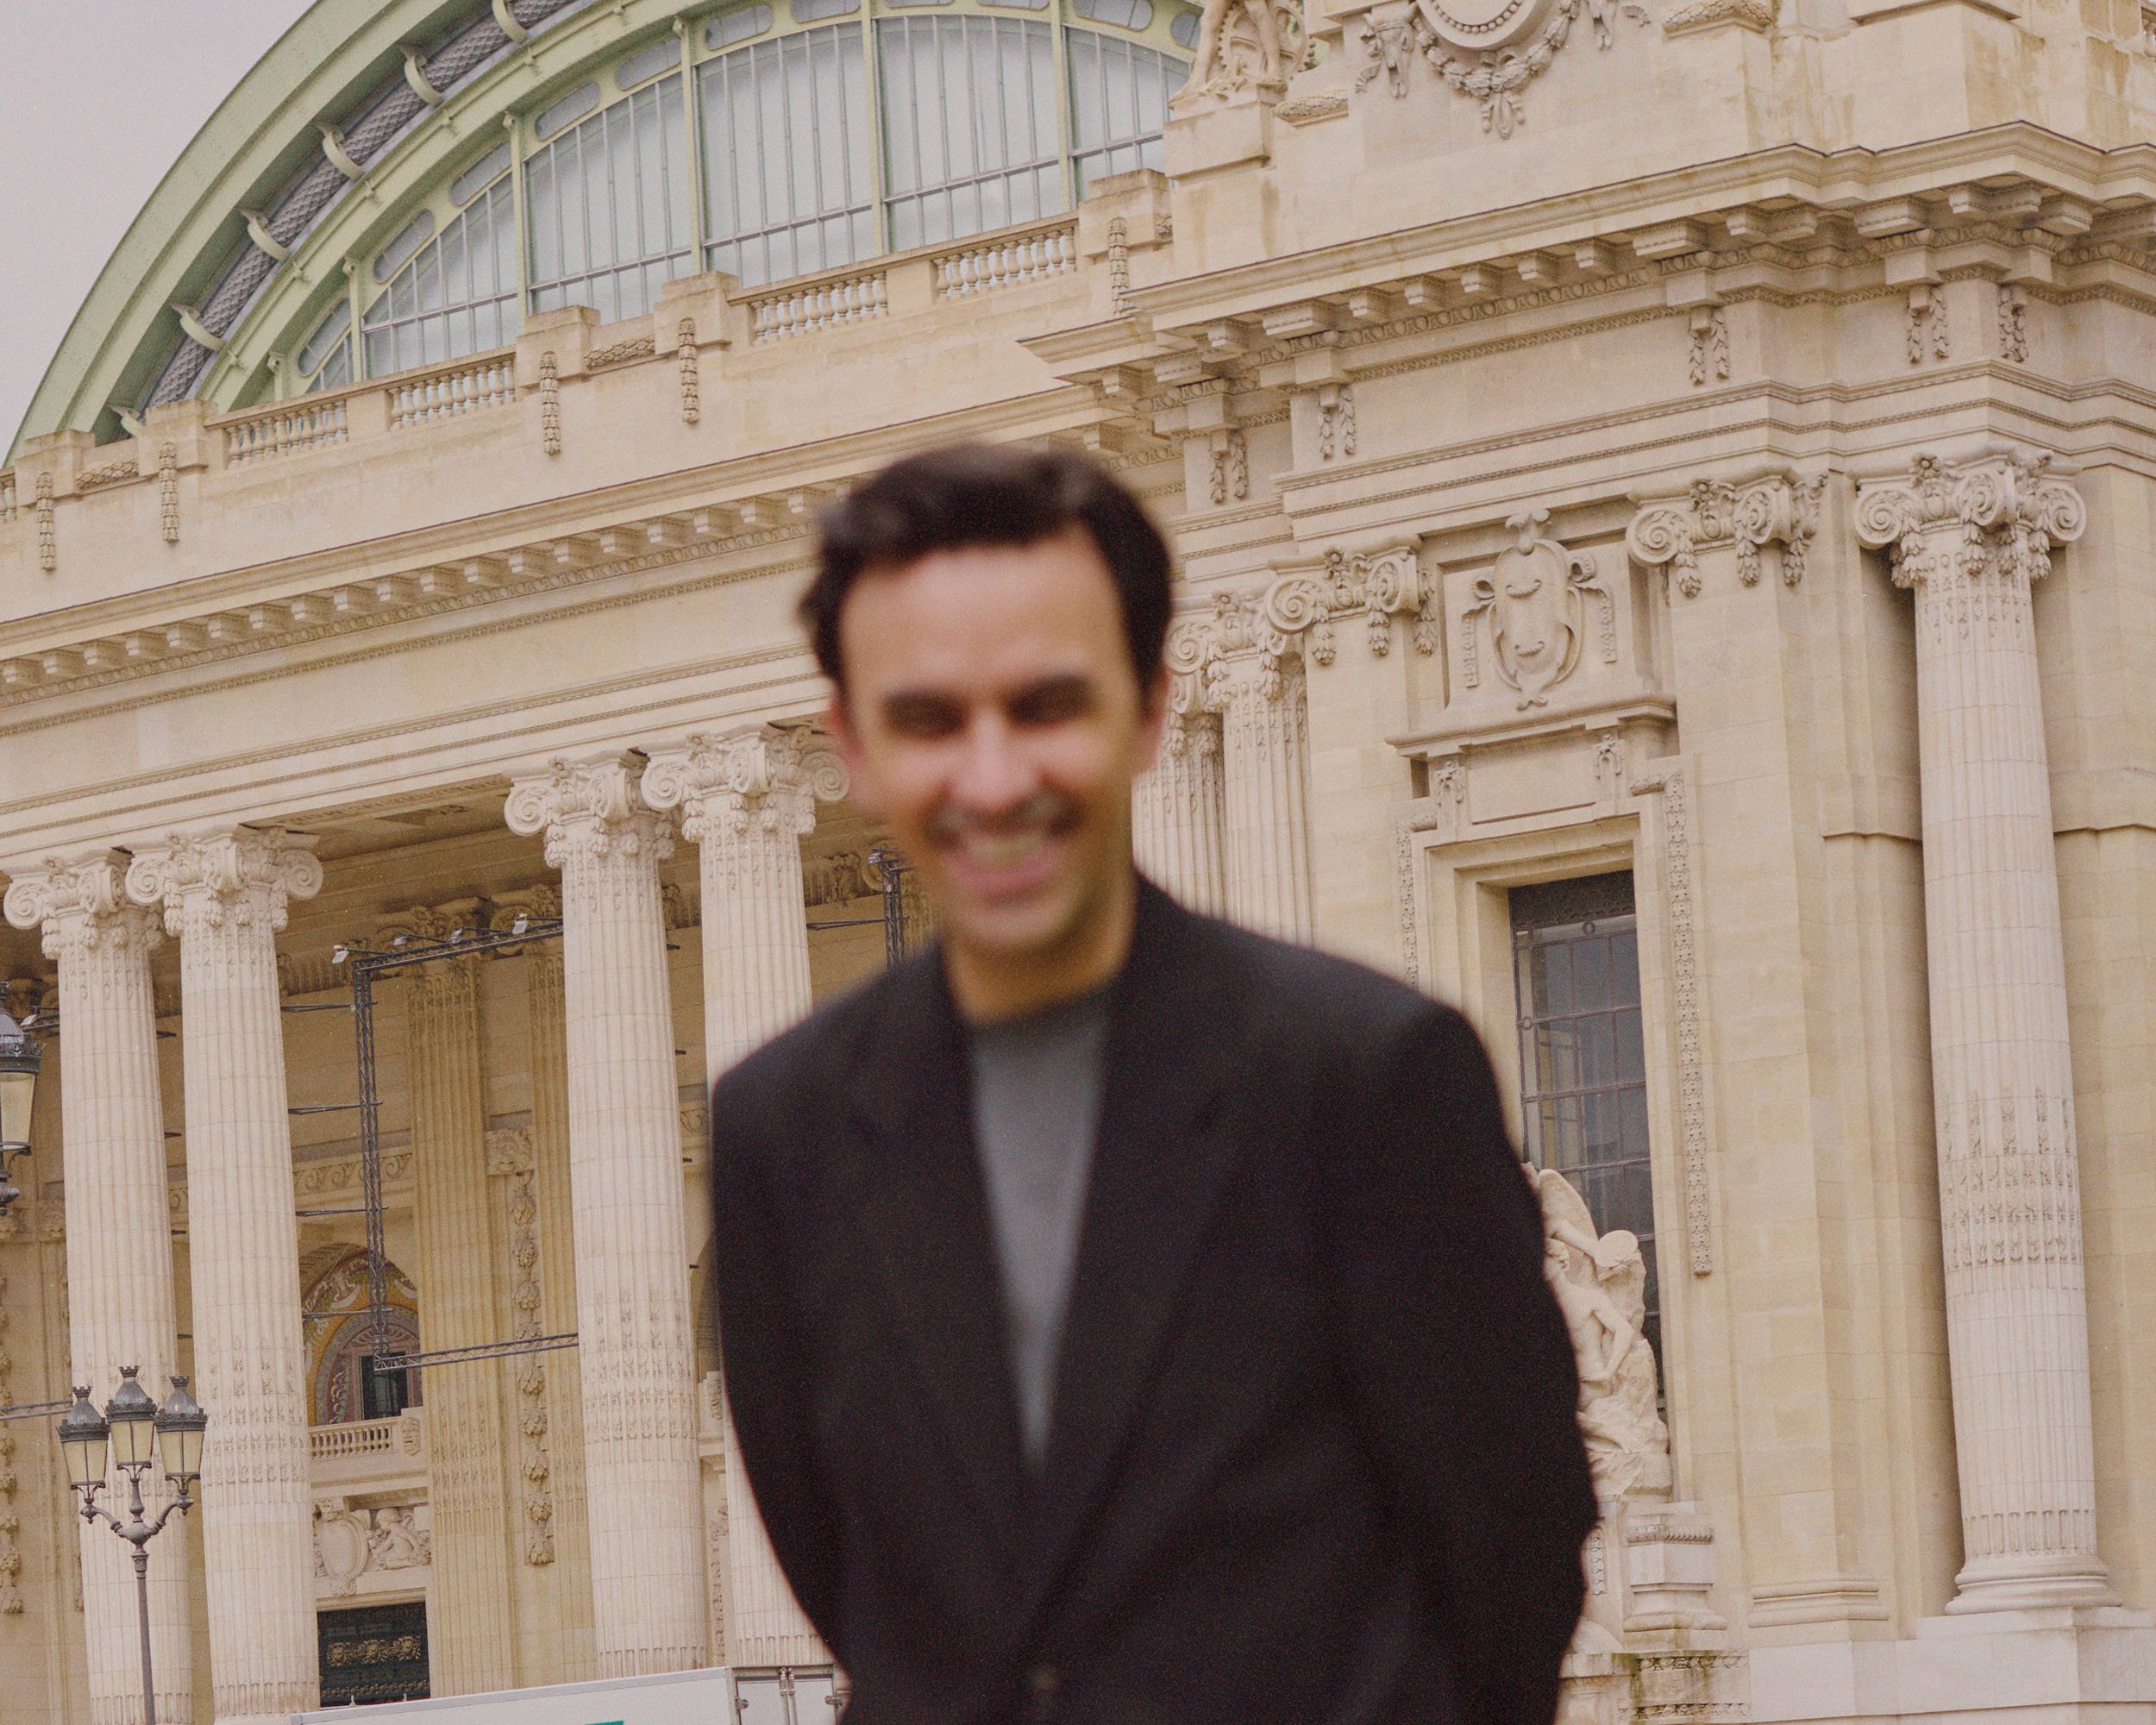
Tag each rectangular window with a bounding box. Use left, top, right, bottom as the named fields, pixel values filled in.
left=1510, top=870, right=1658, bottom=1364
left=359, top=1353, right=413, bottom=1421
left=527, top=73, right=696, bottom=323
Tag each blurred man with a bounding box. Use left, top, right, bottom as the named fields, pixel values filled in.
left=711, top=442, right=1595, bottom=1725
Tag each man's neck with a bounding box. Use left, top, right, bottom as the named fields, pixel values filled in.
left=944, top=868, right=1139, bottom=1026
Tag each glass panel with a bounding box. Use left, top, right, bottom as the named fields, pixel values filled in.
left=700, top=25, right=874, bottom=287
left=534, top=81, right=599, bottom=141
left=878, top=15, right=1063, bottom=253
left=361, top=175, right=517, bottom=374
left=617, top=38, right=680, bottom=90
left=1510, top=873, right=1660, bottom=1371
left=709, top=3, right=776, bottom=45
left=1066, top=30, right=1186, bottom=197
left=449, top=141, right=512, bottom=205
left=1169, top=5, right=1200, bottom=45
left=526, top=74, right=694, bottom=321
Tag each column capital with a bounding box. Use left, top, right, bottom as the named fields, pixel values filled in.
left=1854, top=448, right=2085, bottom=592
left=505, top=752, right=674, bottom=869
left=1626, top=469, right=1826, bottom=598
left=123, top=827, right=321, bottom=937
left=640, top=725, right=848, bottom=844
left=3, top=850, right=163, bottom=963
left=1169, top=587, right=1307, bottom=711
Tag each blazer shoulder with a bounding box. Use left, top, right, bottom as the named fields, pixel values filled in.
left=709, top=953, right=928, bottom=1124
left=1174, top=903, right=1457, bottom=1057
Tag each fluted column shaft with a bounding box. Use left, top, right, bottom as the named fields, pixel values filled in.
left=4, top=856, right=191, bottom=1725
left=505, top=756, right=706, bottom=1675
left=642, top=727, right=841, bottom=1668
left=523, top=931, right=595, bottom=1677
left=1214, top=654, right=1314, bottom=942
left=125, top=830, right=321, bottom=1725
left=1856, top=451, right=2112, bottom=1612
left=403, top=953, right=516, bottom=1692
left=1132, top=706, right=1227, bottom=917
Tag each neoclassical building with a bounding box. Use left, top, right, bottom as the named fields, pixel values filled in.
left=4, top=0, right=2156, bottom=1720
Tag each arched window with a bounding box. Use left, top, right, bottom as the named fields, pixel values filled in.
left=298, top=300, right=353, bottom=394
left=526, top=73, right=696, bottom=322
left=361, top=174, right=517, bottom=376
left=878, top=15, right=1065, bottom=251
left=1066, top=30, right=1183, bottom=194
left=699, top=25, right=876, bottom=287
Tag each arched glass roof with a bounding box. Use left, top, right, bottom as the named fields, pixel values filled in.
left=128, top=0, right=1193, bottom=417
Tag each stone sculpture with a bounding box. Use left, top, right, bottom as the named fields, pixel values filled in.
left=1179, top=0, right=1299, bottom=106
left=1534, top=1167, right=1670, bottom=1498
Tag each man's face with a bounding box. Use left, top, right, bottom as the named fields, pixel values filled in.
left=827, top=528, right=1165, bottom=970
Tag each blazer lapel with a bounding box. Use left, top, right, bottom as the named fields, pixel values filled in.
left=1024, top=883, right=1250, bottom=1603
left=840, top=952, right=1028, bottom=1567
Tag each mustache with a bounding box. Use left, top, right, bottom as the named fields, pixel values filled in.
left=925, top=793, right=1075, bottom=842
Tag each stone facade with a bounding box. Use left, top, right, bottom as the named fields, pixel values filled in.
left=4, top=0, right=2156, bottom=1719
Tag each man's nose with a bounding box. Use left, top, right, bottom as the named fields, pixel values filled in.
left=950, top=712, right=1037, bottom=812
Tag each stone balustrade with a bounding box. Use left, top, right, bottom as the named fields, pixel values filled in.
left=222, top=397, right=350, bottom=466
left=386, top=354, right=516, bottom=430
left=932, top=220, right=1077, bottom=299
left=747, top=269, right=891, bottom=343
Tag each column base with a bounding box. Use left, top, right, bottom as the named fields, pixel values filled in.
left=1749, top=1609, right=2156, bottom=1725
left=1946, top=1554, right=2122, bottom=1615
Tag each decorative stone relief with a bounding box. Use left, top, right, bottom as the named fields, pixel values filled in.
left=1355, top=0, right=1645, bottom=136
left=1997, top=285, right=2028, bottom=362
left=1289, top=543, right=1437, bottom=660
left=486, top=1126, right=555, bottom=1565
left=0, top=1270, right=19, bottom=1613
left=158, top=442, right=180, bottom=543
left=315, top=1500, right=433, bottom=1596
left=678, top=319, right=700, bottom=423
left=1460, top=510, right=1614, bottom=708
left=1106, top=217, right=1132, bottom=316
left=34, top=473, right=53, bottom=573
left=1536, top=1168, right=1670, bottom=1499
left=1207, top=430, right=1249, bottom=505
left=1315, top=384, right=1356, bottom=460
left=539, top=351, right=561, bottom=456
left=1906, top=285, right=1949, bottom=363
left=1687, top=307, right=1728, bottom=386
left=1626, top=472, right=1824, bottom=597
left=1627, top=758, right=1712, bottom=1276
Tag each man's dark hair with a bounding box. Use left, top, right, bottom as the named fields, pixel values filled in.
left=801, top=442, right=1172, bottom=697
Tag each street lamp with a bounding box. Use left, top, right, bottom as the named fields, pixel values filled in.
left=0, top=1006, right=41, bottom=1216
left=61, top=1369, right=208, bottom=1725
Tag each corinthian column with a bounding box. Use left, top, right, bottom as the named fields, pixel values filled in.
left=1855, top=449, right=2114, bottom=1612
left=504, top=756, right=706, bottom=1675
left=641, top=725, right=842, bottom=1668
left=124, top=829, right=321, bottom=1724
left=1172, top=593, right=1314, bottom=942
left=1132, top=701, right=1227, bottom=917
left=3, top=853, right=192, bottom=1725
left=398, top=935, right=516, bottom=1693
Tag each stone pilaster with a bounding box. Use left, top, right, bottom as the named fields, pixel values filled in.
left=1132, top=703, right=1227, bottom=917
left=504, top=756, right=706, bottom=1675
left=641, top=726, right=839, bottom=1669
left=3, top=854, right=193, bottom=1725
left=640, top=725, right=847, bottom=1075
left=519, top=919, right=596, bottom=1678
left=124, top=829, right=321, bottom=1724
left=1855, top=449, right=2115, bottom=1612
left=398, top=943, right=516, bottom=1693
left=1169, top=592, right=1314, bottom=942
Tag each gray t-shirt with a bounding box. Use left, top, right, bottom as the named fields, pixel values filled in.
left=967, top=984, right=1114, bottom=1464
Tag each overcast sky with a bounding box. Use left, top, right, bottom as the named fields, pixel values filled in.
left=1, top=1, right=317, bottom=454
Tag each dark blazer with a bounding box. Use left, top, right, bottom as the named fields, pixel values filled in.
left=712, top=880, right=1595, bottom=1725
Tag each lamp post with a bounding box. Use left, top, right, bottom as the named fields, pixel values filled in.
left=0, top=1005, right=41, bottom=1215
left=60, top=1369, right=207, bottom=1725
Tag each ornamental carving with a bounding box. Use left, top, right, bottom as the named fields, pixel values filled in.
left=1177, top=0, right=1303, bottom=107
left=1852, top=449, right=2084, bottom=602
left=1626, top=472, right=1825, bottom=598
left=3, top=852, right=162, bottom=963
left=1461, top=510, right=1614, bottom=708
left=504, top=756, right=674, bottom=872
left=1536, top=1166, right=1670, bottom=1499
left=1356, top=0, right=1645, bottom=137
left=1281, top=544, right=1438, bottom=662
left=641, top=726, right=848, bottom=845
left=123, top=828, right=323, bottom=937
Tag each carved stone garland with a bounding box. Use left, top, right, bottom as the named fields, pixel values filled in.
left=1355, top=0, right=1647, bottom=136
left=486, top=1127, right=555, bottom=1565
left=1626, top=473, right=1824, bottom=599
